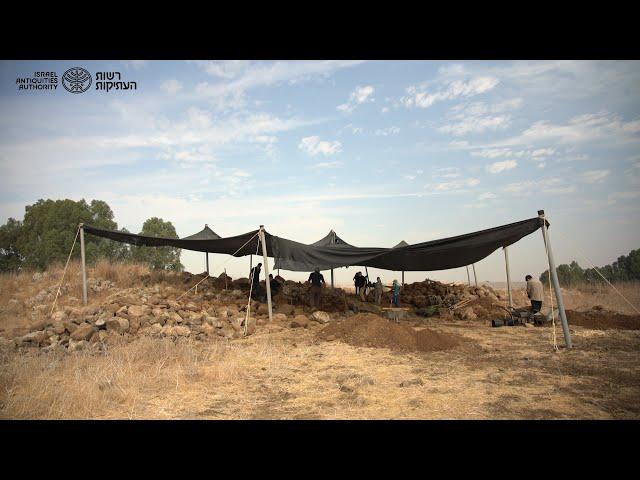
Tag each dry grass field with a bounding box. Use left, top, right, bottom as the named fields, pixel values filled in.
left=1, top=262, right=639, bottom=419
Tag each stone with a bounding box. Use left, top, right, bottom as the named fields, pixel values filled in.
left=399, top=378, right=424, bottom=388
left=311, top=311, right=331, bottom=324
left=30, top=319, right=49, bottom=332
left=150, top=323, right=163, bottom=335
left=167, top=300, right=181, bottom=310
left=106, top=317, right=129, bottom=334
left=290, top=315, right=309, bottom=328
left=21, top=331, right=47, bottom=346
left=273, top=313, right=288, bottom=322
left=95, top=317, right=106, bottom=328
left=127, top=305, right=149, bottom=318
left=275, top=304, right=295, bottom=316
left=257, top=304, right=269, bottom=315
left=68, top=339, right=88, bottom=352
left=63, top=321, right=78, bottom=334
left=51, top=310, right=67, bottom=323
left=70, top=324, right=96, bottom=341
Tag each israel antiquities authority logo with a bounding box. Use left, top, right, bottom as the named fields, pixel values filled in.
left=62, top=67, right=92, bottom=94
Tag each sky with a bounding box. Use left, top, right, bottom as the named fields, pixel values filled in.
left=1, top=60, right=639, bottom=286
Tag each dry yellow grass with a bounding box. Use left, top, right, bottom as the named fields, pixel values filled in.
left=1, top=262, right=639, bottom=419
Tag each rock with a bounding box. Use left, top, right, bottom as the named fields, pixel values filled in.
left=30, top=319, right=49, bottom=332
left=127, top=305, right=150, bottom=318
left=167, top=300, right=181, bottom=310
left=273, top=313, right=288, bottom=322
left=51, top=310, right=67, bottom=323
left=290, top=315, right=309, bottom=328
left=150, top=323, right=163, bottom=335
left=257, top=304, right=269, bottom=315
left=68, top=339, right=89, bottom=352
left=311, top=311, right=331, bottom=324
left=106, top=317, right=129, bottom=334
left=63, top=321, right=78, bottom=334
left=70, top=324, right=96, bottom=341
left=185, top=302, right=199, bottom=312
left=275, top=304, right=295, bottom=316
left=95, top=317, right=106, bottom=328
left=21, top=331, right=48, bottom=346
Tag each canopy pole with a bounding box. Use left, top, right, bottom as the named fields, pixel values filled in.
left=472, top=264, right=478, bottom=287
left=79, top=223, right=88, bottom=306
left=538, top=210, right=572, bottom=349
left=402, top=271, right=405, bottom=286
left=205, top=252, right=209, bottom=275
left=249, top=254, right=252, bottom=275
left=504, top=246, right=513, bottom=309
left=331, top=268, right=334, bottom=289
left=259, top=225, right=273, bottom=323
left=466, top=266, right=471, bottom=286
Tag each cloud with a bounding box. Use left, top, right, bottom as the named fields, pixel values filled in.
left=160, top=79, right=183, bottom=95
left=504, top=178, right=576, bottom=196
left=486, top=159, right=517, bottom=174
left=375, top=126, right=400, bottom=136
left=401, top=76, right=499, bottom=109
left=436, top=167, right=461, bottom=179
left=478, top=192, right=497, bottom=200
left=403, top=175, right=416, bottom=181
left=439, top=115, right=510, bottom=136
left=429, top=178, right=480, bottom=193
left=298, top=136, right=342, bottom=156
left=310, top=161, right=343, bottom=170
left=195, top=60, right=364, bottom=111
left=582, top=169, right=610, bottom=184
left=337, top=85, right=375, bottom=113
left=608, top=190, right=640, bottom=205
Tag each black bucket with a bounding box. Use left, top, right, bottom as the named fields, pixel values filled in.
left=492, top=319, right=504, bottom=328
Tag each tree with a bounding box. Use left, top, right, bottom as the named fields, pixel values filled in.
left=0, top=198, right=130, bottom=271
left=131, top=217, right=183, bottom=271
left=0, top=218, right=24, bottom=272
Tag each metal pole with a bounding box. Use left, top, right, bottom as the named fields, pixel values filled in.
left=259, top=226, right=273, bottom=323
left=79, top=223, right=87, bottom=306
left=249, top=254, right=252, bottom=276
left=205, top=252, right=209, bottom=275
left=472, top=264, right=478, bottom=287
left=402, top=271, right=405, bottom=286
left=466, top=266, right=471, bottom=286
left=504, top=246, right=513, bottom=309
left=331, top=268, right=334, bottom=289
left=538, top=210, right=572, bottom=348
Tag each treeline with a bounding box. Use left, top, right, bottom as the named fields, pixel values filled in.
left=540, top=249, right=640, bottom=286
left=0, top=199, right=183, bottom=272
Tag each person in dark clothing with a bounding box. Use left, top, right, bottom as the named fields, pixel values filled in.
left=353, top=272, right=361, bottom=295
left=308, top=267, right=325, bottom=309
left=269, top=274, right=281, bottom=295
left=357, top=272, right=367, bottom=301
left=250, top=263, right=262, bottom=300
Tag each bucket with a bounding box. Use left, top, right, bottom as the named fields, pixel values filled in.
left=492, top=319, right=504, bottom=327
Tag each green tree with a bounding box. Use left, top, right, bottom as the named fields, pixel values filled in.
left=0, top=218, right=24, bottom=272
left=0, top=198, right=130, bottom=271
left=131, top=217, right=183, bottom=271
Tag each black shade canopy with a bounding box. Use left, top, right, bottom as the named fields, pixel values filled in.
left=393, top=240, right=409, bottom=248
left=181, top=224, right=221, bottom=241
left=310, top=230, right=355, bottom=248
left=83, top=216, right=545, bottom=272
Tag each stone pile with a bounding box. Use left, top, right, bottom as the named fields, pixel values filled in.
left=2, top=283, right=336, bottom=353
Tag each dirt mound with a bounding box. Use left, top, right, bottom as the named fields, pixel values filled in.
left=318, top=313, right=460, bottom=352
left=566, top=308, right=640, bottom=330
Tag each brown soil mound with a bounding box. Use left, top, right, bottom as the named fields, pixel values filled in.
left=318, top=313, right=460, bottom=352
left=566, top=308, right=640, bottom=330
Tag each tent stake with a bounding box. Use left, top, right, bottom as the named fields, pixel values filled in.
left=79, top=223, right=88, bottom=306
left=538, top=210, right=572, bottom=348
left=472, top=264, right=478, bottom=287
left=259, top=225, right=273, bottom=323
left=504, top=246, right=513, bottom=309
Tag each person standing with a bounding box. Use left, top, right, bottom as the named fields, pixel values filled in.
left=308, top=267, right=325, bottom=309
left=358, top=273, right=367, bottom=301
left=525, top=274, right=544, bottom=313
left=353, top=272, right=362, bottom=296
left=250, top=262, right=262, bottom=300
left=392, top=279, right=401, bottom=307
left=374, top=277, right=383, bottom=305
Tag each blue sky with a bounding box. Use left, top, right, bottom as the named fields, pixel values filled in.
left=1, top=60, right=639, bottom=285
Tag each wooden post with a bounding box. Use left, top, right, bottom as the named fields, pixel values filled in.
left=79, top=223, right=87, bottom=305
left=504, top=246, right=513, bottom=309
left=538, top=210, right=572, bottom=348
left=259, top=226, right=273, bottom=323
left=472, top=264, right=478, bottom=287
